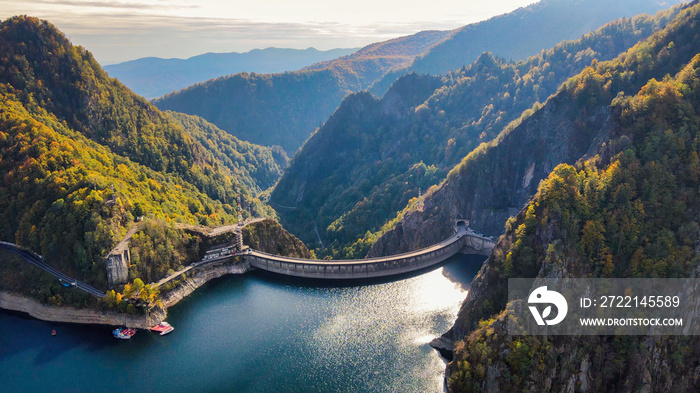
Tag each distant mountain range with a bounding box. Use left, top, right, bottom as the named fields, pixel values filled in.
left=153, top=30, right=451, bottom=153
left=104, top=47, right=357, bottom=99
left=154, top=0, right=682, bottom=155
left=370, top=0, right=684, bottom=95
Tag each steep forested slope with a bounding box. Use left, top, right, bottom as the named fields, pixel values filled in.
left=364, top=3, right=700, bottom=390
left=370, top=0, right=700, bottom=258
left=0, top=16, right=279, bottom=304
left=370, top=0, right=684, bottom=95
left=0, top=86, right=236, bottom=299
left=105, top=47, right=357, bottom=99
left=153, top=30, right=451, bottom=153
left=165, top=111, right=287, bottom=193
left=242, top=219, right=312, bottom=259
left=272, top=7, right=680, bottom=257
left=447, top=34, right=700, bottom=393
left=0, top=16, right=283, bottom=199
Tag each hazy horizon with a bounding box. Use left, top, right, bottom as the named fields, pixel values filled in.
left=0, top=0, right=539, bottom=65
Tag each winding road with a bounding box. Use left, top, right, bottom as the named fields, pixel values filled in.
left=0, top=241, right=106, bottom=298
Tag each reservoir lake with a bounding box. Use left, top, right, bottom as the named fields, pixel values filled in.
left=0, top=254, right=484, bottom=392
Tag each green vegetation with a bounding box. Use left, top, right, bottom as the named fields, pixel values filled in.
left=0, top=16, right=278, bottom=305
left=127, top=221, right=203, bottom=284
left=242, top=219, right=312, bottom=259
left=371, top=0, right=680, bottom=95
left=0, top=87, right=237, bottom=284
left=165, top=111, right=287, bottom=193
left=154, top=30, right=451, bottom=153
left=102, top=277, right=160, bottom=313
left=0, top=248, right=95, bottom=308
left=0, top=16, right=283, bottom=201
left=272, top=7, right=680, bottom=258
left=445, top=2, right=700, bottom=390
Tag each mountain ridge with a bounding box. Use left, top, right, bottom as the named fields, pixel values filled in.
left=370, top=0, right=700, bottom=257
left=153, top=29, right=452, bottom=153
left=370, top=0, right=685, bottom=96
left=105, top=47, right=358, bottom=99
left=0, top=16, right=283, bottom=305
left=271, top=5, right=681, bottom=258
left=444, top=11, right=700, bottom=390
left=361, top=2, right=700, bottom=389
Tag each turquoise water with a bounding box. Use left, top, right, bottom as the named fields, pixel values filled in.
left=0, top=255, right=484, bottom=392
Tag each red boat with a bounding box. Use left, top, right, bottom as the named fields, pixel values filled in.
left=113, top=327, right=136, bottom=339
left=150, top=322, right=174, bottom=336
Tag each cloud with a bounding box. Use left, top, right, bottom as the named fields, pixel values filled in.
left=23, top=0, right=198, bottom=11
left=39, top=12, right=458, bottom=64
left=1, top=2, right=465, bottom=65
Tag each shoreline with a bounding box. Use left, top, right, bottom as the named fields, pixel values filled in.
left=0, top=258, right=252, bottom=329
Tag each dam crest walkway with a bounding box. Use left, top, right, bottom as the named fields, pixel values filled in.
left=244, top=223, right=495, bottom=279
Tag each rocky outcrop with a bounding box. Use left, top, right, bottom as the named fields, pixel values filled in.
left=368, top=91, right=613, bottom=257
left=242, top=219, right=312, bottom=258
left=161, top=259, right=252, bottom=308
left=105, top=252, right=129, bottom=287
left=429, top=335, right=456, bottom=361
left=0, top=291, right=164, bottom=328
left=105, top=222, right=142, bottom=287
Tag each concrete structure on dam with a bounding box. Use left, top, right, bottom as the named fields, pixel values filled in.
left=243, top=221, right=496, bottom=280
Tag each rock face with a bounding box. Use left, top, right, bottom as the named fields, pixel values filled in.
left=105, top=251, right=129, bottom=287
left=105, top=222, right=142, bottom=287
left=242, top=219, right=312, bottom=258
left=368, top=92, right=612, bottom=257
left=160, top=259, right=251, bottom=308
left=0, top=291, right=163, bottom=329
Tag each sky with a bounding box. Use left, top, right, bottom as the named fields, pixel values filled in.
left=0, top=0, right=540, bottom=65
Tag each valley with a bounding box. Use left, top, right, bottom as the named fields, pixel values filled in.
left=1, top=0, right=699, bottom=392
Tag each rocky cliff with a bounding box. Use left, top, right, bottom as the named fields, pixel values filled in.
left=242, top=219, right=312, bottom=258
left=160, top=259, right=251, bottom=308
left=368, top=92, right=612, bottom=257
left=409, top=3, right=700, bottom=391
left=0, top=291, right=165, bottom=329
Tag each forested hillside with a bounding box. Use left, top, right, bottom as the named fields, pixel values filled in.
left=0, top=16, right=278, bottom=305
left=153, top=0, right=676, bottom=155
left=105, top=47, right=357, bottom=99
left=448, top=59, right=700, bottom=392
left=370, top=0, right=684, bottom=95
left=447, top=11, right=700, bottom=392
left=364, top=2, right=700, bottom=390
left=370, top=0, right=700, bottom=257
left=165, top=111, right=287, bottom=193
left=153, top=30, right=452, bottom=153
left=0, top=17, right=283, bottom=200
left=272, top=6, right=680, bottom=258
